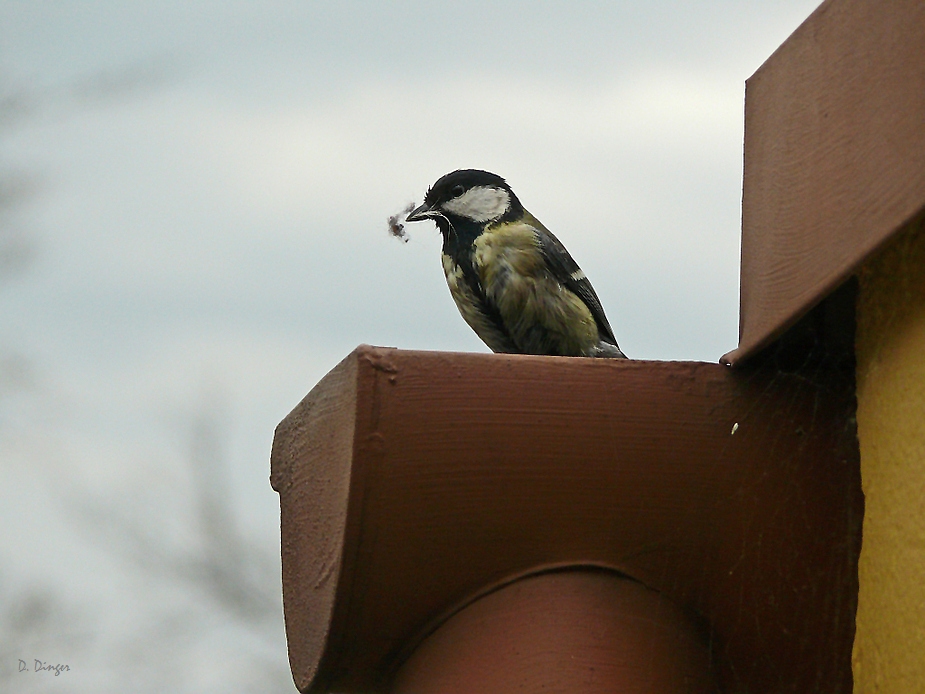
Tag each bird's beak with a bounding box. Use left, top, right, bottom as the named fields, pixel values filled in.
left=405, top=202, right=434, bottom=222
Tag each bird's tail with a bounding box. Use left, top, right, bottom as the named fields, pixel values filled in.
left=594, top=341, right=627, bottom=359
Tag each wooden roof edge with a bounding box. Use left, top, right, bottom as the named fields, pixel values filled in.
left=722, top=0, right=925, bottom=367
left=724, top=204, right=925, bottom=369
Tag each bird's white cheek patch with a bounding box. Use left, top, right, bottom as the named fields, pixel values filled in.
left=443, top=186, right=510, bottom=222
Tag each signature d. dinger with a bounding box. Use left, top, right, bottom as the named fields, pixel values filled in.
left=19, top=659, right=70, bottom=676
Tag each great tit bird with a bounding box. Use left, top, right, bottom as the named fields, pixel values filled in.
left=405, top=169, right=626, bottom=358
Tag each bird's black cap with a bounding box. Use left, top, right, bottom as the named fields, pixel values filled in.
left=407, top=169, right=522, bottom=224
left=423, top=169, right=511, bottom=205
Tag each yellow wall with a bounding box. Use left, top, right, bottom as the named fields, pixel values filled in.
left=853, top=215, right=925, bottom=692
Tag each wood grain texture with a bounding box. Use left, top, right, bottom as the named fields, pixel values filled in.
left=724, top=0, right=925, bottom=364
left=271, top=346, right=861, bottom=693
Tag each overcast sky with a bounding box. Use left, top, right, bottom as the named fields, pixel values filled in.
left=1, top=1, right=822, bottom=692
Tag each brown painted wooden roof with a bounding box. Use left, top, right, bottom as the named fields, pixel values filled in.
left=722, top=0, right=925, bottom=365
left=272, top=346, right=861, bottom=693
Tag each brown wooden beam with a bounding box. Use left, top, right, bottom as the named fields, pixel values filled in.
left=724, top=0, right=925, bottom=365
left=271, top=346, right=861, bottom=693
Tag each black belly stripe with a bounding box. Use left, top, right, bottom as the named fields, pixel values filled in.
left=448, top=251, right=519, bottom=353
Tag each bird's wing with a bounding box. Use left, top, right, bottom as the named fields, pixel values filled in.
left=524, top=211, right=618, bottom=346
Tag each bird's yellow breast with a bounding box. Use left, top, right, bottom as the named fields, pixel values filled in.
left=472, top=221, right=544, bottom=287
left=441, top=252, right=516, bottom=353
left=472, top=220, right=598, bottom=355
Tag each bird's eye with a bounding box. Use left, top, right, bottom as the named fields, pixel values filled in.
left=450, top=185, right=465, bottom=198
